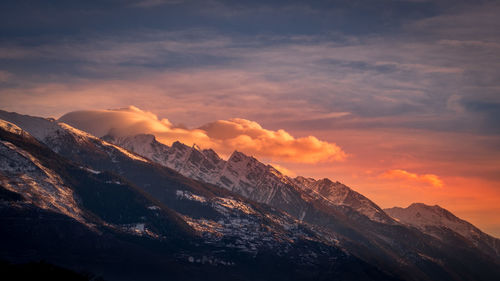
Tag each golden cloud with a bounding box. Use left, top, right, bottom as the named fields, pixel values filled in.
left=269, top=163, right=297, bottom=177
left=59, top=106, right=346, bottom=164
left=380, top=169, right=443, bottom=188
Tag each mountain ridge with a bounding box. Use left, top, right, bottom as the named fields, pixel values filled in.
left=2, top=111, right=396, bottom=281
left=100, top=130, right=500, bottom=273
left=1, top=109, right=500, bottom=280
left=103, top=133, right=395, bottom=224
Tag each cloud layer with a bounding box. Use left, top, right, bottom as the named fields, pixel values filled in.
left=380, top=169, right=444, bottom=188
left=2, top=0, right=500, bottom=236
left=59, top=106, right=346, bottom=163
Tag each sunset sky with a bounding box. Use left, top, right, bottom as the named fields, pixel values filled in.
left=1, top=0, right=499, bottom=236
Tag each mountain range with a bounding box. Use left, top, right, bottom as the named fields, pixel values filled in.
left=1, top=109, right=499, bottom=281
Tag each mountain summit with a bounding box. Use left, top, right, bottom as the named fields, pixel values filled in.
left=385, top=203, right=500, bottom=259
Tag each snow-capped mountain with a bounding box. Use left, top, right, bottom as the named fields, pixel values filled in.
left=101, top=132, right=500, bottom=277
left=2, top=109, right=500, bottom=281
left=0, top=111, right=328, bottom=254
left=385, top=203, right=500, bottom=259
left=104, top=134, right=394, bottom=224
left=2, top=111, right=387, bottom=281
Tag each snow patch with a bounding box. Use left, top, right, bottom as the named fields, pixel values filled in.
left=105, top=142, right=149, bottom=162
left=0, top=119, right=24, bottom=135
left=176, top=190, right=207, bottom=203
left=213, top=197, right=255, bottom=215
left=79, top=166, right=101, bottom=175
left=105, top=180, right=122, bottom=185
left=0, top=140, right=85, bottom=224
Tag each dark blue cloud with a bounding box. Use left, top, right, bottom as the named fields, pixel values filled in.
left=1, top=0, right=500, bottom=136
left=0, top=0, right=441, bottom=38
left=462, top=99, right=500, bottom=133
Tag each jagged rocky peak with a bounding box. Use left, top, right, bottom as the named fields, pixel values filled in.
left=226, top=150, right=288, bottom=183
left=201, top=147, right=222, bottom=162
left=294, top=176, right=354, bottom=203
left=294, top=176, right=341, bottom=188
left=293, top=176, right=394, bottom=224
left=171, top=140, right=189, bottom=150
left=227, top=150, right=255, bottom=165
left=293, top=176, right=316, bottom=186
left=101, top=133, right=395, bottom=223
left=227, top=150, right=260, bottom=171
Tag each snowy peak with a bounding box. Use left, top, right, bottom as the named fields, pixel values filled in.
left=294, top=177, right=350, bottom=205
left=385, top=203, right=482, bottom=235
left=293, top=176, right=317, bottom=187
left=385, top=203, right=479, bottom=237
left=228, top=150, right=254, bottom=162
left=219, top=149, right=288, bottom=200
left=385, top=203, right=500, bottom=259
left=225, top=150, right=291, bottom=187
left=103, top=133, right=166, bottom=163
left=202, top=147, right=222, bottom=163
left=106, top=134, right=228, bottom=185
left=0, top=110, right=148, bottom=163
left=293, top=176, right=394, bottom=224
left=408, top=203, right=463, bottom=224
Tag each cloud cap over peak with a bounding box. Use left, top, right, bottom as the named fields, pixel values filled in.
left=59, top=106, right=346, bottom=163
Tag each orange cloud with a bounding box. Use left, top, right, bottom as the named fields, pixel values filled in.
left=59, top=106, right=346, bottom=164
left=199, top=118, right=346, bottom=163
left=380, top=169, right=444, bottom=188
left=268, top=163, right=297, bottom=177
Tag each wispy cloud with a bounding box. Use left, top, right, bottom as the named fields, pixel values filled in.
left=1, top=26, right=495, bottom=134
left=380, top=169, right=444, bottom=188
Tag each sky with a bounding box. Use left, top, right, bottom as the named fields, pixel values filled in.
left=1, top=0, right=499, bottom=236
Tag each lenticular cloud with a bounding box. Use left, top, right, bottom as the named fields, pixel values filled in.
left=59, top=106, right=346, bottom=163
